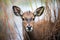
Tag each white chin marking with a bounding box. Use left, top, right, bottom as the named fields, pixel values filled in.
left=26, top=27, right=33, bottom=32
left=26, top=27, right=28, bottom=30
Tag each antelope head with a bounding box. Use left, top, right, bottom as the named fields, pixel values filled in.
left=12, top=6, right=44, bottom=32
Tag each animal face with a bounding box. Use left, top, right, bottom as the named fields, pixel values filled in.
left=12, top=6, right=44, bottom=32
left=22, top=11, right=35, bottom=32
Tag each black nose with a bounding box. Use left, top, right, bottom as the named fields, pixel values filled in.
left=27, top=26, right=31, bottom=30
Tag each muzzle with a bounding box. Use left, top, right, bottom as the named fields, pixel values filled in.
left=26, top=24, right=33, bottom=32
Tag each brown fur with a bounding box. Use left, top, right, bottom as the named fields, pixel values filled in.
left=23, top=19, right=60, bottom=40
left=23, top=8, right=60, bottom=40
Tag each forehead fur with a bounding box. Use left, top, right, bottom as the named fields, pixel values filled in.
left=22, top=11, right=34, bottom=18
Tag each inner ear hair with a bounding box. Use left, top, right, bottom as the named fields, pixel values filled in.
left=39, top=6, right=44, bottom=16
left=36, top=6, right=44, bottom=16
left=12, top=6, right=23, bottom=16
left=12, top=6, right=20, bottom=16
left=12, top=6, right=20, bottom=13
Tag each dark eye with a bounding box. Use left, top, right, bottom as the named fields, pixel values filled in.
left=32, top=18, right=34, bottom=20
left=22, top=18, right=24, bottom=21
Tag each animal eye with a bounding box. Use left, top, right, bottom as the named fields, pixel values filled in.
left=22, top=18, right=24, bottom=21
left=32, top=18, right=34, bottom=20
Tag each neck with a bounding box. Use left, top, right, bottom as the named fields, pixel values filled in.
left=26, top=30, right=34, bottom=40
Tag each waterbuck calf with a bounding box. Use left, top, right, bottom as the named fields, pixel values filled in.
left=12, top=6, right=59, bottom=40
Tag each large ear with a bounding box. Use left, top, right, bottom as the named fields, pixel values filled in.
left=12, top=6, right=23, bottom=16
left=34, top=6, right=44, bottom=16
